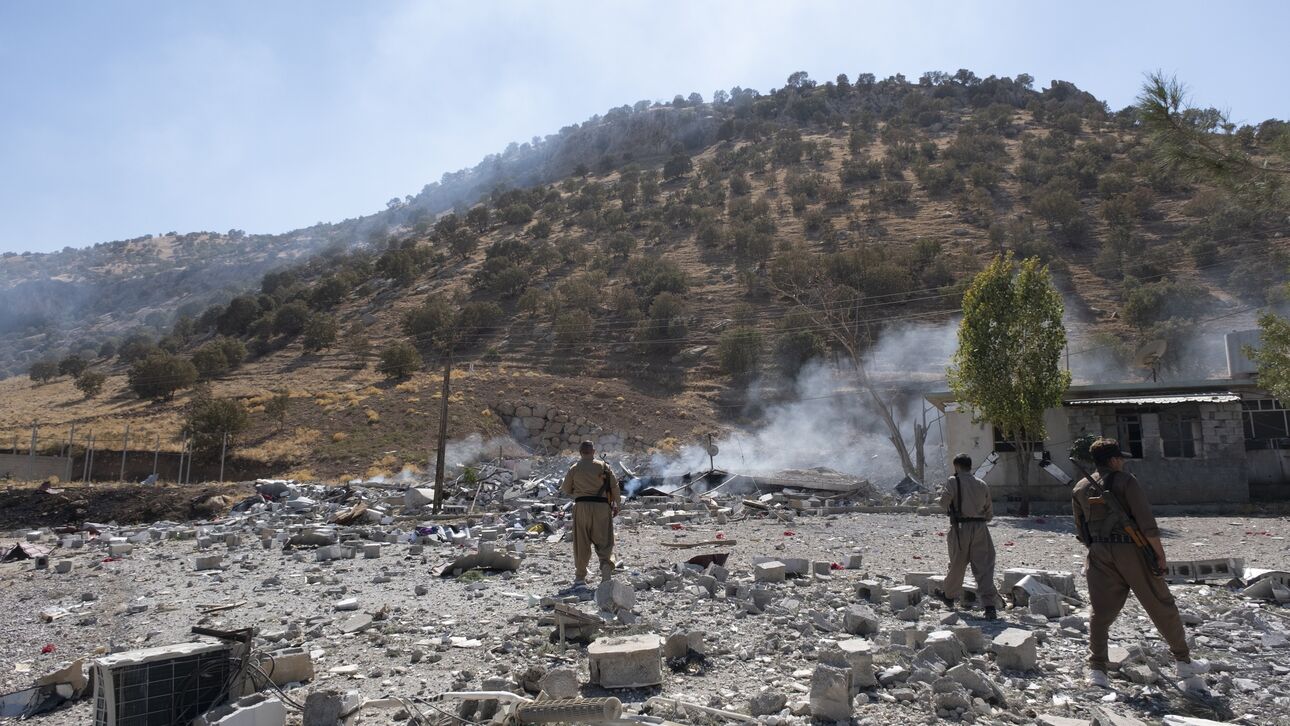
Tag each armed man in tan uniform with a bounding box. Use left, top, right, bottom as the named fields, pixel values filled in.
left=1072, top=438, right=1207, bottom=691
left=561, top=441, right=621, bottom=588
left=936, top=453, right=1000, bottom=619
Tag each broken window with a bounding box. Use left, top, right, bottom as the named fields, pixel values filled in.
left=1160, top=408, right=1201, bottom=458
left=1243, top=398, right=1290, bottom=450
left=991, top=427, right=1043, bottom=453
left=1114, top=410, right=1144, bottom=459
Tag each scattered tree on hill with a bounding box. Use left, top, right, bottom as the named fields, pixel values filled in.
left=343, top=324, right=371, bottom=369
left=191, top=343, right=231, bottom=380
left=28, top=360, right=58, bottom=384
left=466, top=205, right=490, bottom=233
left=663, top=152, right=693, bottom=180
left=98, top=340, right=117, bottom=359
left=272, top=301, right=311, bottom=338
left=774, top=308, right=827, bottom=377
left=717, top=326, right=763, bottom=380
left=264, top=388, right=291, bottom=431
left=58, top=355, right=89, bottom=378
left=948, top=254, right=1070, bottom=516
left=117, top=332, right=159, bottom=363
left=75, top=370, right=106, bottom=399
left=302, top=314, right=339, bottom=352
left=183, top=385, right=249, bottom=460
left=377, top=341, right=422, bottom=380
left=128, top=353, right=198, bottom=401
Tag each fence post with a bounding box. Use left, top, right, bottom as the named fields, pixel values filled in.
left=177, top=434, right=187, bottom=484
left=66, top=424, right=76, bottom=482
left=152, top=435, right=160, bottom=477
left=28, top=422, right=38, bottom=481
left=218, top=433, right=228, bottom=483
left=119, top=425, right=130, bottom=483
left=185, top=439, right=194, bottom=484
left=85, top=433, right=95, bottom=484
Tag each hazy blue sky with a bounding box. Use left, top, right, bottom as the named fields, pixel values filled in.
left=2, top=1, right=1287, bottom=254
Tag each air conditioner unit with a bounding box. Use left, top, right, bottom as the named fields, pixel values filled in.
left=92, top=640, right=233, bottom=726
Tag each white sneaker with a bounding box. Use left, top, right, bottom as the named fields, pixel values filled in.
left=1087, top=669, right=1110, bottom=688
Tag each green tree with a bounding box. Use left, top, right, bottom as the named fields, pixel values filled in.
left=377, top=341, right=422, bottom=380
left=191, top=343, right=230, bottom=380
left=717, top=327, right=763, bottom=379
left=272, top=301, right=311, bottom=338
left=28, top=360, right=59, bottom=383
left=663, top=152, right=693, bottom=180
left=302, top=314, right=339, bottom=352
left=264, top=388, right=291, bottom=431
left=343, top=324, right=371, bottom=369
left=58, top=355, right=89, bottom=378
left=217, top=337, right=247, bottom=369
left=1247, top=312, right=1290, bottom=402
left=128, top=353, right=199, bottom=401
left=465, top=205, right=490, bottom=233
left=948, top=254, right=1071, bottom=515
left=183, top=386, right=249, bottom=460
left=75, top=370, right=106, bottom=399
left=775, top=308, right=826, bottom=377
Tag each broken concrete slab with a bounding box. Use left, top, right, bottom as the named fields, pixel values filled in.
left=1002, top=568, right=1077, bottom=598
left=595, top=580, right=636, bottom=613
left=888, top=584, right=923, bottom=610
left=537, top=667, right=579, bottom=699
left=808, top=664, right=852, bottom=722
left=836, top=638, right=876, bottom=688
left=754, top=561, right=786, bottom=583
left=842, top=604, right=879, bottom=636
left=588, top=634, right=663, bottom=688
left=197, top=693, right=287, bottom=726
left=991, top=628, right=1038, bottom=671
left=856, top=580, right=885, bottom=603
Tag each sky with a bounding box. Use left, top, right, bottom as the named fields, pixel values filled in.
left=2, top=0, right=1288, bottom=254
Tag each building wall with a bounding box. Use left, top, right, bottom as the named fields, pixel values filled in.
left=941, top=400, right=1251, bottom=505
left=0, top=453, right=73, bottom=481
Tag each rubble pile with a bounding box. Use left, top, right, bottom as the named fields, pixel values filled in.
left=0, top=455, right=1287, bottom=725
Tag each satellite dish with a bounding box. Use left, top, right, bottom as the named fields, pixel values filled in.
left=706, top=443, right=719, bottom=457
left=1132, top=339, right=1168, bottom=382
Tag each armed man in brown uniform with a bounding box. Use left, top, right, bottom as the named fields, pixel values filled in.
left=936, top=453, right=1000, bottom=619
left=561, top=441, right=621, bottom=588
left=1072, top=438, right=1208, bottom=691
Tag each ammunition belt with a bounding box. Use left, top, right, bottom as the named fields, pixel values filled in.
left=1088, top=534, right=1135, bottom=544
left=951, top=516, right=987, bottom=523
left=575, top=496, right=610, bottom=504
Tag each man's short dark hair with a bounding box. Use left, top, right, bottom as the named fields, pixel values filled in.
left=952, top=453, right=972, bottom=470
left=1090, top=437, right=1124, bottom=466
left=579, top=440, right=595, bottom=453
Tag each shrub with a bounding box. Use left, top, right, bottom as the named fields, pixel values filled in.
left=302, top=314, right=339, bottom=352
left=191, top=343, right=230, bottom=380
left=1122, top=279, right=1209, bottom=329
left=402, top=295, right=457, bottom=344
left=264, top=389, right=291, bottom=430
left=217, top=337, right=247, bottom=369
left=377, top=342, right=422, bottom=379
left=58, top=355, right=89, bottom=378
left=117, top=332, right=159, bottom=363
left=28, top=360, right=59, bottom=383
left=272, top=301, right=311, bottom=338
left=717, top=327, right=763, bottom=379
left=183, top=387, right=249, bottom=460
left=128, top=353, right=198, bottom=400
left=343, top=325, right=371, bottom=369
left=555, top=310, right=594, bottom=351
left=775, top=309, right=825, bottom=377
left=310, top=275, right=349, bottom=310
left=98, top=340, right=117, bottom=359
left=501, top=203, right=534, bottom=225
left=75, top=370, right=106, bottom=398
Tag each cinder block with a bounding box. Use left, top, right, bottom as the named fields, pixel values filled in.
left=890, top=628, right=929, bottom=648
left=197, top=693, right=286, bottom=726
left=856, top=580, right=885, bottom=603
left=754, top=561, right=786, bottom=583
left=54, top=560, right=73, bottom=574
left=195, top=555, right=224, bottom=571
left=836, top=638, right=876, bottom=688
left=904, top=572, right=937, bottom=593
left=361, top=543, right=381, bottom=559
left=588, top=634, right=663, bottom=688
left=888, top=585, right=923, bottom=610
left=809, top=664, right=852, bottom=721
left=842, top=553, right=863, bottom=569
left=991, top=628, right=1038, bottom=671
left=924, top=630, right=967, bottom=666
left=108, top=543, right=132, bottom=557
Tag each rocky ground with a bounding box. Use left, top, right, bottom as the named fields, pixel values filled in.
left=2, top=484, right=1288, bottom=726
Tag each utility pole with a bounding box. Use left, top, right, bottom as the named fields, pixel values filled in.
left=85, top=433, right=96, bottom=484
left=29, top=422, right=37, bottom=481
left=152, top=434, right=160, bottom=476
left=119, top=425, right=130, bottom=482
left=218, top=433, right=228, bottom=483
left=177, top=434, right=187, bottom=484
left=185, top=439, right=194, bottom=484
left=66, top=424, right=76, bottom=482
left=432, top=348, right=453, bottom=515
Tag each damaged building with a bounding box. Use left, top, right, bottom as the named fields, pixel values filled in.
left=927, top=332, right=1290, bottom=506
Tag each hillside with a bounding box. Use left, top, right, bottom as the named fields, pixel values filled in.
left=3, top=70, right=1287, bottom=482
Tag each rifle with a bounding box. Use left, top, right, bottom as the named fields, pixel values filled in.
left=1068, top=458, right=1164, bottom=575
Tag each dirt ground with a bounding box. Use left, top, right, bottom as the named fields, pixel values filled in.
left=2, top=506, right=1288, bottom=725
left=0, top=482, right=255, bottom=530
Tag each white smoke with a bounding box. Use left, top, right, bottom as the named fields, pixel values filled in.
left=649, top=322, right=958, bottom=487
left=444, top=433, right=527, bottom=469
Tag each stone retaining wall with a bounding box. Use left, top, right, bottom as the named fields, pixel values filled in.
left=492, top=401, right=637, bottom=452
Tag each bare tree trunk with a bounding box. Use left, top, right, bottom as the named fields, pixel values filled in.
left=1013, top=436, right=1032, bottom=517
left=432, top=349, right=452, bottom=515
left=913, top=422, right=927, bottom=484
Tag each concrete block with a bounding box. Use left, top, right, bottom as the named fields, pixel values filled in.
left=842, top=605, right=879, bottom=635
left=224, top=533, right=242, bottom=548
left=108, top=543, right=133, bottom=557
left=905, top=572, right=937, bottom=593
left=1091, top=707, right=1151, bottom=726
left=809, top=664, right=852, bottom=721
left=361, top=543, right=381, bottom=559
left=588, top=634, right=664, bottom=688
left=924, top=630, right=967, bottom=666
left=779, top=557, right=810, bottom=576
left=991, top=628, right=1038, bottom=671
left=1029, top=592, right=1064, bottom=618
left=334, top=598, right=359, bottom=611
left=842, top=553, right=863, bottom=569
left=662, top=632, right=689, bottom=659
left=537, top=667, right=579, bottom=699
left=303, top=690, right=361, bottom=726
left=890, top=628, right=929, bottom=648
left=950, top=625, right=986, bottom=653
left=811, top=561, right=833, bottom=577
left=1037, top=716, right=1092, bottom=726
left=1011, top=574, right=1060, bottom=606
left=260, top=648, right=313, bottom=685
left=946, top=663, right=999, bottom=701
left=837, top=638, right=876, bottom=687
left=595, top=580, right=636, bottom=613
left=404, top=488, right=435, bottom=508
left=888, top=585, right=923, bottom=610
left=1002, top=568, right=1077, bottom=598
left=198, top=693, right=287, bottom=726
left=54, top=560, right=73, bottom=574
left=856, top=580, right=885, bottom=603
left=754, top=561, right=786, bottom=583
left=195, top=555, right=224, bottom=571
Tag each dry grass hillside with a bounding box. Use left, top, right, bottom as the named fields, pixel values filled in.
left=4, top=73, right=1287, bottom=480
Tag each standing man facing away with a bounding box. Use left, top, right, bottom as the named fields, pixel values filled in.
left=1072, top=438, right=1207, bottom=691
left=937, top=453, right=1000, bottom=620
left=561, top=440, right=620, bottom=589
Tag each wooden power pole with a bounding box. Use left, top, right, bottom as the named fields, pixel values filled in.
left=432, top=348, right=453, bottom=515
